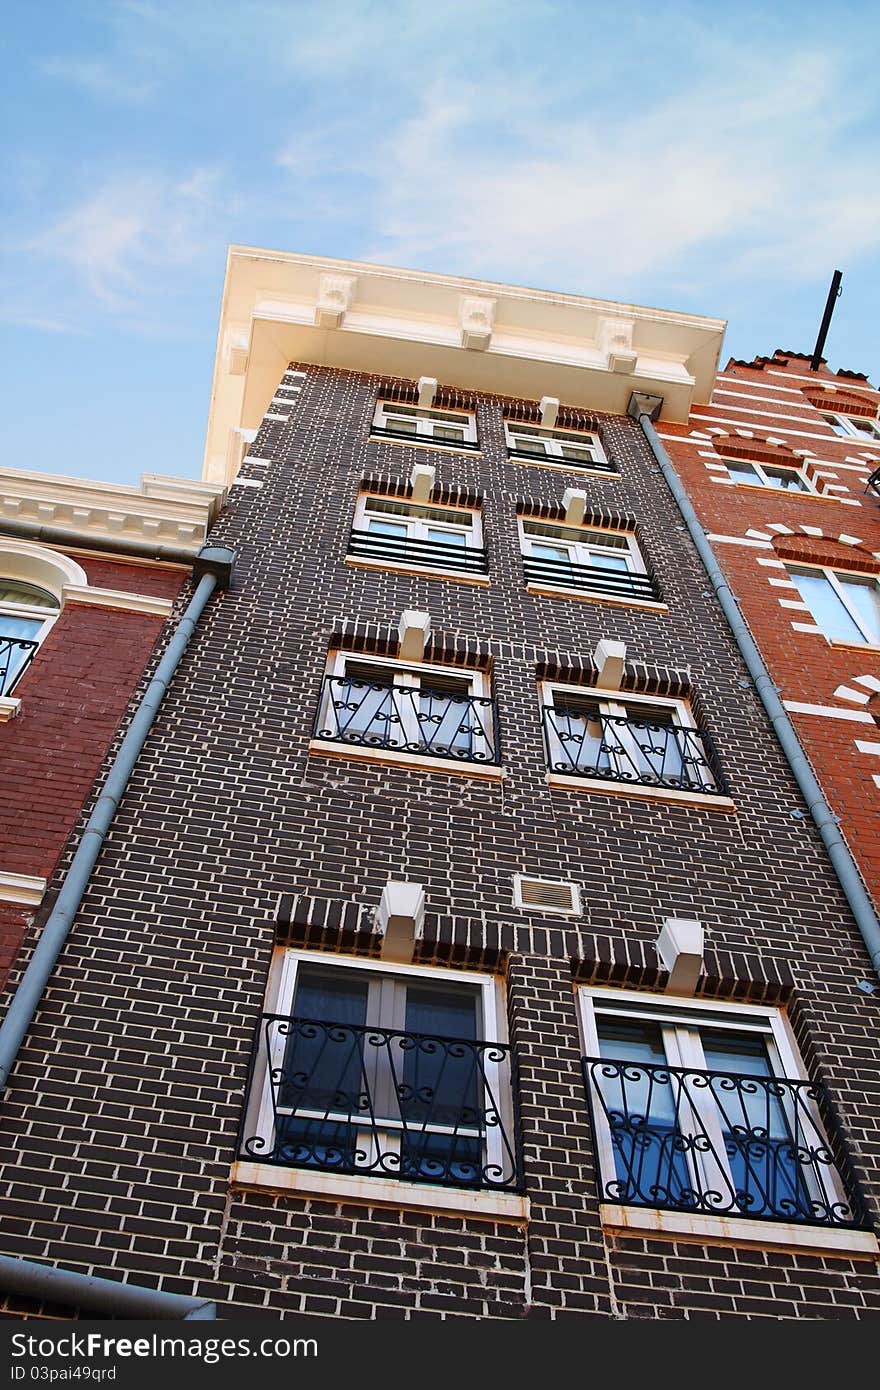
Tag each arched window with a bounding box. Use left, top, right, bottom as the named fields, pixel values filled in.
left=0, top=579, right=60, bottom=696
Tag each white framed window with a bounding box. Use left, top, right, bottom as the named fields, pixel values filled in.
left=350, top=494, right=486, bottom=577
left=519, top=517, right=657, bottom=602
left=0, top=579, right=60, bottom=697
left=316, top=651, right=497, bottom=765
left=541, top=682, right=724, bottom=795
left=504, top=420, right=612, bottom=473
left=372, top=400, right=478, bottom=450
left=578, top=986, right=863, bottom=1229
left=821, top=411, right=880, bottom=442
left=789, top=565, right=880, bottom=647
left=240, top=950, right=518, bottom=1192
left=722, top=456, right=815, bottom=494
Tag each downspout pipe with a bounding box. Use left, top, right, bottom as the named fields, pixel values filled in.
left=0, top=544, right=236, bottom=1091
left=628, top=393, right=880, bottom=980
left=0, top=1255, right=216, bottom=1320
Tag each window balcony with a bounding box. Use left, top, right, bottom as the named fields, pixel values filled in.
left=0, top=634, right=38, bottom=697
left=239, top=1015, right=523, bottom=1192
left=523, top=554, right=661, bottom=601
left=315, top=674, right=500, bottom=766
left=542, top=705, right=728, bottom=796
left=506, top=445, right=617, bottom=474
left=370, top=424, right=480, bottom=452
left=348, top=528, right=489, bottom=576
left=581, top=1056, right=871, bottom=1230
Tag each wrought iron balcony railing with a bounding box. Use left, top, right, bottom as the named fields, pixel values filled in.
left=867, top=464, right=880, bottom=499
left=370, top=425, right=480, bottom=452
left=543, top=705, right=728, bottom=795
left=239, top=1015, right=523, bottom=1192
left=0, top=635, right=38, bottom=697
left=523, top=554, right=661, bottom=601
left=507, top=447, right=618, bottom=475
left=582, top=1057, right=871, bottom=1229
left=348, top=528, right=489, bottom=576
left=315, top=674, right=500, bottom=765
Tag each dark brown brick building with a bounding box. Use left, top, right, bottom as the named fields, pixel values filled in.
left=0, top=253, right=878, bottom=1321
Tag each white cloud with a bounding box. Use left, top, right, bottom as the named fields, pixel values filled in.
left=37, top=54, right=156, bottom=104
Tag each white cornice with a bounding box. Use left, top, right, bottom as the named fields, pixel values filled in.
left=203, top=246, right=727, bottom=487
left=0, top=470, right=226, bottom=553
left=0, top=871, right=46, bottom=906
left=61, top=584, right=176, bottom=618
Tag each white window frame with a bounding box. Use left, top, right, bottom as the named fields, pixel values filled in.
left=541, top=681, right=712, bottom=788
left=518, top=517, right=644, bottom=581
left=246, top=949, right=509, bottom=1192
left=577, top=986, right=852, bottom=1229
left=504, top=420, right=610, bottom=473
left=354, top=493, right=483, bottom=553
left=721, top=456, right=817, bottom=494
left=319, top=650, right=494, bottom=763
left=788, top=564, right=880, bottom=648
left=821, top=411, right=880, bottom=442
left=372, top=400, right=478, bottom=450
left=0, top=582, right=61, bottom=696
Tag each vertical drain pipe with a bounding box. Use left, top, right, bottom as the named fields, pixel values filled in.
left=628, top=393, right=880, bottom=980
left=0, top=545, right=236, bottom=1089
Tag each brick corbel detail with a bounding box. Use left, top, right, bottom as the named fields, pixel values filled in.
left=572, top=936, right=795, bottom=1005
left=773, top=535, right=880, bottom=575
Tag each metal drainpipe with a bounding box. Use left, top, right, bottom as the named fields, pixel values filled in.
left=0, top=1255, right=215, bottom=1320
left=628, top=393, right=880, bottom=979
left=0, top=545, right=234, bottom=1320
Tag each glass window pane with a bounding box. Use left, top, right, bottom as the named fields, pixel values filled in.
left=763, top=467, right=806, bottom=492
left=823, top=415, right=851, bottom=437
left=426, top=528, right=468, bottom=548
left=791, top=571, right=865, bottom=644
left=386, top=417, right=417, bottom=435
left=367, top=519, right=409, bottom=538
left=0, top=615, right=43, bottom=696
left=839, top=575, right=880, bottom=644
left=512, top=438, right=548, bottom=456
left=725, top=458, right=761, bottom=483
left=432, top=426, right=465, bottom=443
left=850, top=417, right=880, bottom=438
left=560, top=446, right=593, bottom=462
left=595, top=1019, right=691, bottom=1207
left=588, top=552, right=631, bottom=572
left=0, top=581, right=58, bottom=609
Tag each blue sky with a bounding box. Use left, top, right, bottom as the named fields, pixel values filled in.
left=3, top=1, right=880, bottom=486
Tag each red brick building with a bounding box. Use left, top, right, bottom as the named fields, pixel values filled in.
left=0, top=472, right=224, bottom=983
left=661, top=351, right=880, bottom=911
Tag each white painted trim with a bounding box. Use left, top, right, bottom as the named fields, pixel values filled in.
left=854, top=740, right=880, bottom=755
left=705, top=534, right=773, bottom=549
left=546, top=772, right=735, bottom=811
left=783, top=701, right=875, bottom=723
left=345, top=557, right=490, bottom=587
left=598, top=1204, right=878, bottom=1256
left=0, top=871, right=46, bottom=906
left=690, top=414, right=870, bottom=446
left=0, top=697, right=21, bottom=723
left=230, top=1161, right=528, bottom=1222
left=61, top=584, right=174, bottom=618
left=526, top=583, right=667, bottom=613
left=230, top=477, right=264, bottom=489
left=309, top=741, right=505, bottom=780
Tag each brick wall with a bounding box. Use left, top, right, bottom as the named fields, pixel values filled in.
left=0, top=555, right=185, bottom=980
left=661, top=350, right=880, bottom=911
left=0, top=365, right=878, bottom=1320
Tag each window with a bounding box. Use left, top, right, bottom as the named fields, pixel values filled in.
left=519, top=518, right=659, bottom=602
left=578, top=988, right=868, bottom=1231
left=239, top=952, right=520, bottom=1192
left=0, top=579, right=59, bottom=697
left=789, top=566, right=880, bottom=646
left=371, top=400, right=478, bottom=451
left=821, top=412, right=880, bottom=442
left=504, top=420, right=615, bottom=474
left=349, top=494, right=488, bottom=576
left=314, top=652, right=498, bottom=765
left=723, top=457, right=814, bottom=494
left=542, top=684, right=726, bottom=796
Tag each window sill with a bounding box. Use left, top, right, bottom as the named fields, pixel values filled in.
left=345, top=557, right=490, bottom=586
left=507, top=456, right=617, bottom=478
left=526, top=583, right=667, bottom=613
left=827, top=638, right=880, bottom=655
left=0, top=697, right=22, bottom=723
left=230, top=1161, right=528, bottom=1223
left=599, top=1203, right=878, bottom=1259
left=546, top=772, right=735, bottom=811
left=369, top=435, right=482, bottom=460
left=728, top=481, right=841, bottom=503
left=309, top=740, right=505, bottom=780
